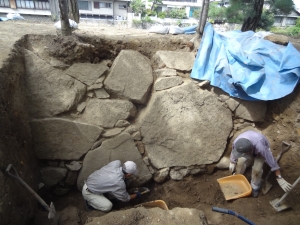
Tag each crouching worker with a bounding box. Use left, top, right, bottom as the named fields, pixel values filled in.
left=82, top=160, right=141, bottom=211
left=229, top=130, right=292, bottom=198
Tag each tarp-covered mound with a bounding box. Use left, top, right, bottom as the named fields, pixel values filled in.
left=191, top=23, right=300, bottom=100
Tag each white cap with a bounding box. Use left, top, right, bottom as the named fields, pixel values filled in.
left=123, top=161, right=138, bottom=176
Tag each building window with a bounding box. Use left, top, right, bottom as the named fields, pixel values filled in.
left=119, top=4, right=126, bottom=9
left=274, top=17, right=283, bottom=23
left=0, top=0, right=10, bottom=7
left=78, top=1, right=91, bottom=10
left=94, top=2, right=112, bottom=9
left=16, top=0, right=49, bottom=10
left=94, top=2, right=99, bottom=8
left=286, top=17, right=296, bottom=25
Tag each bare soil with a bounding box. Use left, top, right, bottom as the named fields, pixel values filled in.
left=1, top=20, right=300, bottom=225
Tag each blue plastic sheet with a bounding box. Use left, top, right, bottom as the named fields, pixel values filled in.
left=183, top=25, right=197, bottom=34
left=190, top=23, right=300, bottom=100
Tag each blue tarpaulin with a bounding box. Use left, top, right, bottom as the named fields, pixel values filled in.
left=190, top=23, right=300, bottom=100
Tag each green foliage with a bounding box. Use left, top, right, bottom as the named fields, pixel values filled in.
left=270, top=26, right=300, bottom=37
left=269, top=0, right=294, bottom=16
left=142, top=16, right=154, bottom=23
left=132, top=19, right=142, bottom=28
left=148, top=0, right=163, bottom=11
left=145, top=9, right=157, bottom=16
left=257, top=9, right=274, bottom=31
left=226, top=0, right=294, bottom=27
left=208, top=2, right=226, bottom=22
left=226, top=0, right=246, bottom=23
left=165, top=8, right=187, bottom=19
left=296, top=17, right=300, bottom=28
left=192, top=8, right=201, bottom=19
left=130, top=0, right=145, bottom=14
left=158, top=12, right=166, bottom=19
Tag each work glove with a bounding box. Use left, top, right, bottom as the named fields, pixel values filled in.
left=277, top=178, right=292, bottom=192
left=135, top=192, right=142, bottom=199
left=229, top=162, right=236, bottom=174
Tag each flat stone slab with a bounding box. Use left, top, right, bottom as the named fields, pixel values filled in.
left=77, top=132, right=152, bottom=190
left=40, top=166, right=67, bottom=188
left=104, top=50, right=153, bottom=104
left=64, top=62, right=108, bottom=86
left=154, top=76, right=183, bottom=91
left=94, top=88, right=110, bottom=98
left=153, top=51, right=195, bottom=71
left=31, top=118, right=103, bottom=160
left=138, top=81, right=232, bottom=169
left=154, top=68, right=177, bottom=77
left=235, top=100, right=267, bottom=122
left=85, top=207, right=208, bottom=225
left=24, top=50, right=86, bottom=118
left=80, top=98, right=137, bottom=128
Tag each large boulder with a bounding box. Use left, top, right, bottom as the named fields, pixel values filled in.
left=235, top=100, right=267, bottom=122
left=104, top=50, right=153, bottom=104
left=153, top=51, right=195, bottom=71
left=31, top=118, right=103, bottom=160
left=40, top=166, right=67, bottom=188
left=24, top=50, right=86, bottom=118
left=80, top=98, right=137, bottom=128
left=138, top=81, right=232, bottom=169
left=85, top=207, right=208, bottom=225
left=64, top=62, right=108, bottom=86
left=77, top=132, right=151, bottom=191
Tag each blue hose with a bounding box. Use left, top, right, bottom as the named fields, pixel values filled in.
left=212, top=207, right=256, bottom=225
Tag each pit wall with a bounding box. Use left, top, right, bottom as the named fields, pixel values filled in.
left=0, top=36, right=39, bottom=225
left=0, top=33, right=195, bottom=225
left=1, top=32, right=300, bottom=225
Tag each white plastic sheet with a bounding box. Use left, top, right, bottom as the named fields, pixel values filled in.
left=54, top=19, right=78, bottom=30
left=7, top=13, right=24, bottom=20
left=168, top=26, right=185, bottom=35
left=148, top=25, right=169, bottom=34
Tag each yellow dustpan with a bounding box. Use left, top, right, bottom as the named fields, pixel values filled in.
left=134, top=200, right=169, bottom=210
left=217, top=174, right=252, bottom=200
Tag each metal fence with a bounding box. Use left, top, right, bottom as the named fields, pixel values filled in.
left=16, top=0, right=50, bottom=10
left=0, top=0, right=10, bottom=7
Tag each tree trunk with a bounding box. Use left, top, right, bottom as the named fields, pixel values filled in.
left=68, top=0, right=79, bottom=23
left=59, top=0, right=72, bottom=36
left=197, top=0, right=210, bottom=37
left=241, top=0, right=264, bottom=32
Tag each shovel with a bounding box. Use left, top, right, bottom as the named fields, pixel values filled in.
left=270, top=176, right=300, bottom=212
left=5, top=164, right=59, bottom=225
left=261, top=141, right=290, bottom=194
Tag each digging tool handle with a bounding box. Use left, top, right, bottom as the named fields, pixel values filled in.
left=212, top=207, right=256, bottom=225
left=5, top=164, right=52, bottom=212
left=275, top=176, right=300, bottom=207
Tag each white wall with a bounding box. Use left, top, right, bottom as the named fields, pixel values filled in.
left=0, top=8, right=51, bottom=15
left=114, top=1, right=128, bottom=19
left=79, top=0, right=113, bottom=16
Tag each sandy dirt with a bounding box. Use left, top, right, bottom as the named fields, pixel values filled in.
left=1, top=20, right=300, bottom=225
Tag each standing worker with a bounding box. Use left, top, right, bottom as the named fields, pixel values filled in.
left=229, top=130, right=292, bottom=197
left=82, top=160, right=141, bottom=211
